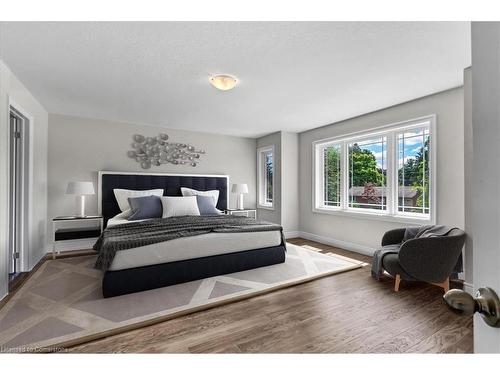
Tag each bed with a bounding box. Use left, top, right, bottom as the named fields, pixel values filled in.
left=96, top=171, right=286, bottom=298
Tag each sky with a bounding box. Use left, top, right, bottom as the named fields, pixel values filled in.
left=353, top=129, right=429, bottom=169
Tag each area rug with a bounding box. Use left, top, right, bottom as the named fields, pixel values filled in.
left=0, top=243, right=365, bottom=351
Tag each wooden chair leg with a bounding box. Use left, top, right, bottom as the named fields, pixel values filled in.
left=430, top=277, right=450, bottom=293
left=442, top=277, right=450, bottom=293
left=394, top=274, right=401, bottom=292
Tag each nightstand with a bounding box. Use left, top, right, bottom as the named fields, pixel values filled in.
left=52, top=216, right=103, bottom=259
left=224, top=209, right=257, bottom=219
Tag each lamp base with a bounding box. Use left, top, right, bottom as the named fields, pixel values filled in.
left=76, top=195, right=86, bottom=217
left=237, top=194, right=244, bottom=210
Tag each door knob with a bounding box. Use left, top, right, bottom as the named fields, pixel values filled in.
left=443, top=287, right=500, bottom=327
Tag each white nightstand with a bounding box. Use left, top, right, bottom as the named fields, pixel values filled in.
left=224, top=209, right=257, bottom=220
left=52, top=216, right=103, bottom=259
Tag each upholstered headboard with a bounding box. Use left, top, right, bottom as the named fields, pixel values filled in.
left=98, top=171, right=229, bottom=227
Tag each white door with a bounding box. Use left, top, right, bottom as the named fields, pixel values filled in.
left=471, top=21, right=500, bottom=353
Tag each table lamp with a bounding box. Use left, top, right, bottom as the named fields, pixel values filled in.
left=66, top=181, right=95, bottom=217
left=231, top=183, right=248, bottom=210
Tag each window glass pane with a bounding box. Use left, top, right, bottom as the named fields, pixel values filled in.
left=348, top=137, right=387, bottom=210
left=322, top=144, right=341, bottom=207
left=397, top=127, right=430, bottom=215
left=265, top=151, right=273, bottom=204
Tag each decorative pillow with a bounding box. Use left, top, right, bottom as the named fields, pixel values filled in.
left=196, top=195, right=222, bottom=216
left=113, top=188, right=164, bottom=212
left=161, top=196, right=200, bottom=218
left=127, top=195, right=163, bottom=220
left=180, top=187, right=220, bottom=206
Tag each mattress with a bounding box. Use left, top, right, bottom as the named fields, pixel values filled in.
left=105, top=213, right=282, bottom=271
left=110, top=231, right=281, bottom=271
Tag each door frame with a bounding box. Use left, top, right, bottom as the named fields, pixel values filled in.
left=7, top=97, right=33, bottom=275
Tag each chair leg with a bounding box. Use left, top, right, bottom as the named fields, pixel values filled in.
left=430, top=277, right=450, bottom=293
left=394, top=274, right=401, bottom=292
left=442, top=278, right=450, bottom=293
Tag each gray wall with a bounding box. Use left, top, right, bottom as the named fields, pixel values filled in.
left=0, top=60, right=48, bottom=300
left=47, top=114, right=257, bottom=241
left=463, top=67, right=473, bottom=292
left=255, top=131, right=299, bottom=235
left=281, top=132, right=299, bottom=234
left=256, top=132, right=281, bottom=224
left=299, top=87, right=465, bottom=253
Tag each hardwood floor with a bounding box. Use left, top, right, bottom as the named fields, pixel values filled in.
left=69, top=238, right=473, bottom=353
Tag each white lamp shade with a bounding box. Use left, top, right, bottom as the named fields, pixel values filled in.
left=66, top=181, right=95, bottom=195
left=231, top=183, right=248, bottom=194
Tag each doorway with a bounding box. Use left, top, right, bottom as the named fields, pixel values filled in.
left=8, top=106, right=30, bottom=282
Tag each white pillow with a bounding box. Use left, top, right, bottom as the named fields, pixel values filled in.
left=180, top=187, right=220, bottom=206
left=113, top=188, right=164, bottom=212
left=161, top=196, right=200, bottom=218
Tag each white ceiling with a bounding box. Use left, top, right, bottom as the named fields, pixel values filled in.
left=0, top=22, right=470, bottom=138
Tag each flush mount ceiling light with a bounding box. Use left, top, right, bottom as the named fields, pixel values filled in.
left=209, top=74, right=238, bottom=91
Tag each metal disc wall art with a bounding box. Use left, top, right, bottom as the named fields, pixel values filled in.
left=127, top=133, right=205, bottom=169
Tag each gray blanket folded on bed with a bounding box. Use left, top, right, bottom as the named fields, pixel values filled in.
left=94, top=215, right=284, bottom=271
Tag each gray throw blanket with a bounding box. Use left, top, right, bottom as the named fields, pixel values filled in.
left=94, top=215, right=284, bottom=271
left=371, top=225, right=459, bottom=280
left=371, top=244, right=401, bottom=281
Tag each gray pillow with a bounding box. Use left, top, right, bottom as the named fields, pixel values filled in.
left=128, top=195, right=163, bottom=220
left=196, top=195, right=221, bottom=216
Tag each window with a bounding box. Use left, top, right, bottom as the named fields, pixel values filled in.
left=257, top=146, right=274, bottom=208
left=397, top=127, right=430, bottom=215
left=322, top=143, right=341, bottom=207
left=314, top=116, right=435, bottom=223
left=348, top=136, right=387, bottom=211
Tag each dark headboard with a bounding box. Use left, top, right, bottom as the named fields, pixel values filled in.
left=98, top=171, right=229, bottom=227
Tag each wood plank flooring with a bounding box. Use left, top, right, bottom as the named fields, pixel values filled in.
left=68, top=239, right=473, bottom=353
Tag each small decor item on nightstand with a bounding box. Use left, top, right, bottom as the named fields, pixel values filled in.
left=66, top=181, right=95, bottom=217
left=232, top=183, right=248, bottom=210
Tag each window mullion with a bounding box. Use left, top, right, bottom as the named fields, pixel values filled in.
left=387, top=131, right=395, bottom=216
left=341, top=141, right=348, bottom=210
left=318, top=145, right=324, bottom=208
left=260, top=151, right=264, bottom=205
left=258, top=151, right=262, bottom=205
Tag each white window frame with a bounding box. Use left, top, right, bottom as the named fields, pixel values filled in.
left=318, top=142, right=343, bottom=208
left=257, top=145, right=275, bottom=210
left=345, top=133, right=391, bottom=214
left=312, top=115, right=436, bottom=225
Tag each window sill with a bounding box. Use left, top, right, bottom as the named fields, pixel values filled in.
left=258, top=204, right=275, bottom=211
left=312, top=207, right=434, bottom=225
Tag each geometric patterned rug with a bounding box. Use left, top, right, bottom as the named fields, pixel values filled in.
left=0, top=243, right=365, bottom=352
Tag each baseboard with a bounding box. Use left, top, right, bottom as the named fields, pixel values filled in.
left=284, top=231, right=300, bottom=239
left=298, top=231, right=375, bottom=256
left=463, top=282, right=474, bottom=294
left=29, top=249, right=47, bottom=272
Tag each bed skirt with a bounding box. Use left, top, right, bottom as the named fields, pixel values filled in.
left=102, top=245, right=287, bottom=298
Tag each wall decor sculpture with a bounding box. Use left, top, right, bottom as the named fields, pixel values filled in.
left=127, top=133, right=205, bottom=169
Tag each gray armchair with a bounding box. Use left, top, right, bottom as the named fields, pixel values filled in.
left=380, top=227, right=466, bottom=292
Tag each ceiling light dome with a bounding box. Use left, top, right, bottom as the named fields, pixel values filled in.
left=209, top=74, right=238, bottom=91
